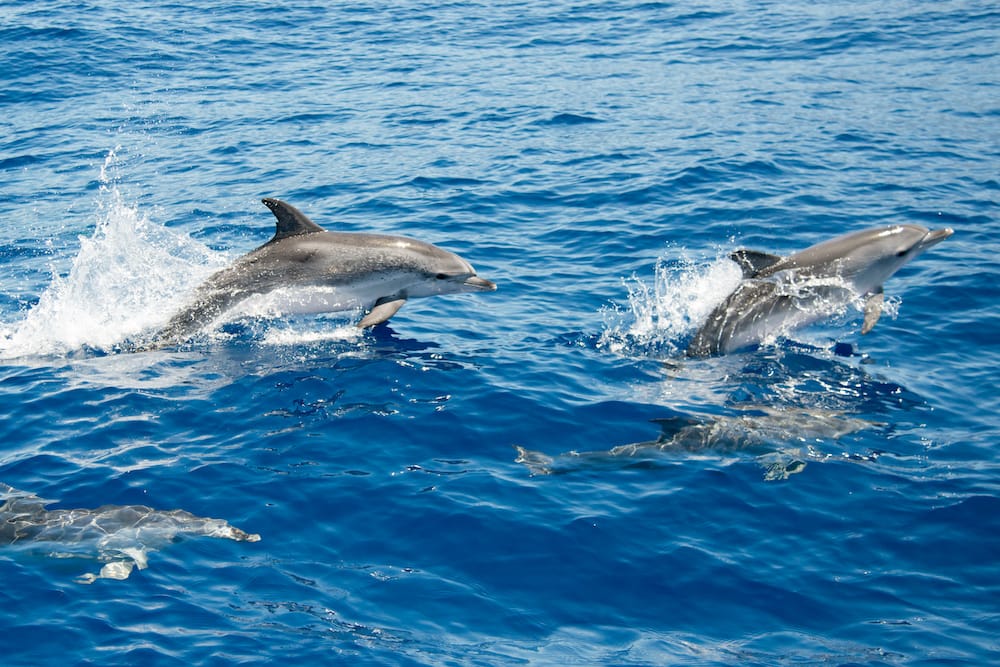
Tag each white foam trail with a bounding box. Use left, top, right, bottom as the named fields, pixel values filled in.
left=260, top=321, right=364, bottom=347
left=0, top=150, right=226, bottom=358
left=598, top=250, right=743, bottom=357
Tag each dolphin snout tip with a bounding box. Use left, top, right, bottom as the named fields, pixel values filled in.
left=465, top=276, right=497, bottom=291
left=927, top=227, right=954, bottom=245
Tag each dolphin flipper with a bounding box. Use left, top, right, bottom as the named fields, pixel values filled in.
left=861, top=289, right=884, bottom=334
left=729, top=250, right=784, bottom=278
left=358, top=297, right=407, bottom=328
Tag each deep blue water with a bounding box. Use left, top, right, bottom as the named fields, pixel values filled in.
left=1, top=1, right=998, bottom=664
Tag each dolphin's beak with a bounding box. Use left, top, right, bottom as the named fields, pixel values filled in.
left=917, top=227, right=955, bottom=252
left=922, top=228, right=954, bottom=248
left=463, top=275, right=497, bottom=291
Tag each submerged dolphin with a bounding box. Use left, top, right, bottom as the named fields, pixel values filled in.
left=154, top=198, right=496, bottom=346
left=515, top=407, right=881, bottom=481
left=686, top=224, right=953, bottom=356
left=0, top=483, right=259, bottom=583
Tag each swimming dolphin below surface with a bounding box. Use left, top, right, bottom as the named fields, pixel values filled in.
left=153, top=198, right=496, bottom=346
left=686, top=224, right=953, bottom=356
left=0, top=483, right=259, bottom=583
left=515, top=406, right=882, bottom=481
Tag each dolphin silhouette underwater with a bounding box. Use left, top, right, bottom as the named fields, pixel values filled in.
left=686, top=224, right=953, bottom=356
left=153, top=198, right=496, bottom=346
left=515, top=406, right=881, bottom=481
left=0, top=483, right=259, bottom=583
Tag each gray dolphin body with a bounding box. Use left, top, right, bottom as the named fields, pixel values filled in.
left=687, top=224, right=953, bottom=356
left=154, top=198, right=496, bottom=346
left=515, top=407, right=880, bottom=480
left=0, top=483, right=259, bottom=583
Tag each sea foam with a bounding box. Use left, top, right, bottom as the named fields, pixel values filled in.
left=0, top=150, right=225, bottom=358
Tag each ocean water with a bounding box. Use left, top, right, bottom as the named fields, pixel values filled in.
left=1, top=1, right=998, bottom=664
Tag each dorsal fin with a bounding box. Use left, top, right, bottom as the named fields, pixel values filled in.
left=262, top=198, right=325, bottom=241
left=650, top=414, right=708, bottom=437
left=729, top=249, right=784, bottom=278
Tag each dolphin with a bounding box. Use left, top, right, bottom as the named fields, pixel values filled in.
left=514, top=406, right=881, bottom=481
left=0, top=483, right=259, bottom=583
left=153, top=198, right=496, bottom=346
left=686, top=224, right=953, bottom=356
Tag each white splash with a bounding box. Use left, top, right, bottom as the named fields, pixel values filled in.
left=598, top=249, right=743, bottom=356
left=261, top=323, right=364, bottom=347
left=0, top=150, right=226, bottom=358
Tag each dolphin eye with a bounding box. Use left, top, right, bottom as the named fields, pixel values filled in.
left=435, top=273, right=449, bottom=280
left=895, top=250, right=908, bottom=257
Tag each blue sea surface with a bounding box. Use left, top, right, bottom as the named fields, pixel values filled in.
left=1, top=1, right=998, bottom=664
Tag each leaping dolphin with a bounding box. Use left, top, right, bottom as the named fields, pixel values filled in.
left=153, top=198, right=496, bottom=346
left=686, top=224, right=953, bottom=356
left=0, top=483, right=259, bottom=583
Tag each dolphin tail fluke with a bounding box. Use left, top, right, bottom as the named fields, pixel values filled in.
left=0, top=483, right=50, bottom=512
left=358, top=297, right=407, bottom=328
left=514, top=445, right=554, bottom=475
left=861, top=289, right=884, bottom=334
